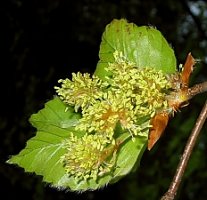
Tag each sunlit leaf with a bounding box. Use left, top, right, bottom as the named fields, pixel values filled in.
left=7, top=98, right=81, bottom=187
left=7, top=97, right=149, bottom=190
left=95, top=19, right=176, bottom=80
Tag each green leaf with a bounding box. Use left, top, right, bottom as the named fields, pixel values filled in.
left=7, top=97, right=82, bottom=189
left=7, top=97, right=148, bottom=191
left=111, top=132, right=148, bottom=184
left=95, top=18, right=176, bottom=80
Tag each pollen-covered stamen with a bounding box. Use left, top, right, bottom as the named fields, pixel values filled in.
left=76, top=92, right=136, bottom=140
left=108, top=51, right=172, bottom=114
left=61, top=133, right=117, bottom=181
left=107, top=51, right=136, bottom=75
left=55, top=72, right=108, bottom=111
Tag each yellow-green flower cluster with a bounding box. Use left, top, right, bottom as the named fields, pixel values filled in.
left=55, top=50, right=173, bottom=181
left=61, top=133, right=115, bottom=181
left=54, top=72, right=108, bottom=112
left=107, top=51, right=171, bottom=118
left=76, top=91, right=138, bottom=140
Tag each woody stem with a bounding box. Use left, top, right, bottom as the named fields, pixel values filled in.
left=160, top=99, right=207, bottom=200
left=187, top=81, right=207, bottom=99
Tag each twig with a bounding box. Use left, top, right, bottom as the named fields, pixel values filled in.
left=188, top=81, right=207, bottom=99
left=161, top=99, right=207, bottom=200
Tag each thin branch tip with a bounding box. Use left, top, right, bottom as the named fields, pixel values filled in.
left=161, top=99, right=207, bottom=200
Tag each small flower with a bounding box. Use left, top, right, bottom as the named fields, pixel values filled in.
left=54, top=72, right=108, bottom=111
left=76, top=92, right=137, bottom=140
left=108, top=51, right=172, bottom=118
left=107, top=51, right=136, bottom=76
left=61, top=133, right=116, bottom=181
left=131, top=68, right=171, bottom=116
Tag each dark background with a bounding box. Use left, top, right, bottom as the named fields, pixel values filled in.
left=1, top=0, right=207, bottom=199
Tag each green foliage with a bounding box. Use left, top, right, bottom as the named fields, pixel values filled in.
left=7, top=98, right=81, bottom=189
left=7, top=19, right=177, bottom=191
left=7, top=97, right=149, bottom=190
left=95, top=19, right=176, bottom=80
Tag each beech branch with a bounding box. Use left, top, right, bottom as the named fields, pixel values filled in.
left=188, top=81, right=207, bottom=99
left=161, top=96, right=207, bottom=200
